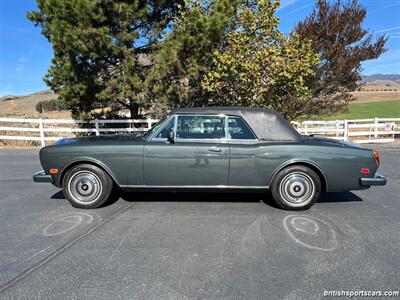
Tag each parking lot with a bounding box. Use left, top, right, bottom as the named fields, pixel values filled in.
left=0, top=144, right=399, bottom=299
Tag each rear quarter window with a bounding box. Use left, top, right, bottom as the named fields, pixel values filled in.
left=228, top=117, right=256, bottom=140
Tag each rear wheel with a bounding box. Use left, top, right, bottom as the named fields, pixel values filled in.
left=270, top=165, right=321, bottom=210
left=62, top=164, right=114, bottom=209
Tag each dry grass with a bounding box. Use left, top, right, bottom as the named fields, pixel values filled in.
left=0, top=140, right=41, bottom=148
left=351, top=83, right=400, bottom=103
left=351, top=91, right=400, bottom=103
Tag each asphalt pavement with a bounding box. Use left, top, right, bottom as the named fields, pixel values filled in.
left=0, top=144, right=399, bottom=299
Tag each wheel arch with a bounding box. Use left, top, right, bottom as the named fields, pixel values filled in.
left=59, top=158, right=120, bottom=188
left=269, top=160, right=328, bottom=192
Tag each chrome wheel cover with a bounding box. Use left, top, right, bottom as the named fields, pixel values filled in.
left=68, top=171, right=103, bottom=205
left=279, top=172, right=315, bottom=206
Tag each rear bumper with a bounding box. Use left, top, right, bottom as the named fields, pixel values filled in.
left=360, top=173, right=387, bottom=187
left=33, top=170, right=53, bottom=183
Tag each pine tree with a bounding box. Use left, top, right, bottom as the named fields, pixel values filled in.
left=28, top=0, right=183, bottom=118
left=148, top=0, right=239, bottom=112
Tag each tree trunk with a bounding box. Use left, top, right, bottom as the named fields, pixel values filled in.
left=129, top=103, right=139, bottom=119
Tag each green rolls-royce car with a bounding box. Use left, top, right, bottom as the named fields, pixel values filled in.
left=33, top=107, right=386, bottom=210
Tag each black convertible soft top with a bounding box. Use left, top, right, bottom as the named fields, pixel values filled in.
left=171, top=107, right=301, bottom=141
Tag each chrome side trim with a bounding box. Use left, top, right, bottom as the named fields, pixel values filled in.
left=224, top=115, right=229, bottom=139
left=173, top=114, right=178, bottom=136
left=120, top=185, right=269, bottom=189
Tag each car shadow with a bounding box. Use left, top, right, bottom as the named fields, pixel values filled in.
left=119, top=191, right=264, bottom=203
left=51, top=190, right=121, bottom=207
left=51, top=190, right=363, bottom=207
left=51, top=190, right=66, bottom=200
left=318, top=191, right=363, bottom=203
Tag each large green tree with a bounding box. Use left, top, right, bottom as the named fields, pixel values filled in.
left=295, top=0, right=387, bottom=116
left=148, top=0, right=239, bottom=114
left=203, top=0, right=319, bottom=120
left=28, top=0, right=183, bottom=118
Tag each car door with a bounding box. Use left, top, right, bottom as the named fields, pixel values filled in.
left=226, top=116, right=265, bottom=187
left=143, top=114, right=229, bottom=186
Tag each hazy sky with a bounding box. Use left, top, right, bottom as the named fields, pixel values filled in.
left=0, top=0, right=399, bottom=96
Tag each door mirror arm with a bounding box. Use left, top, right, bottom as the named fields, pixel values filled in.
left=167, top=129, right=175, bottom=143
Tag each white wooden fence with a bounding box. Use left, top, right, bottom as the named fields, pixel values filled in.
left=293, top=117, right=400, bottom=144
left=0, top=117, right=399, bottom=147
left=0, top=118, right=158, bottom=147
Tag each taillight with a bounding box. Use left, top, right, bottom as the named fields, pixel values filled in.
left=360, top=168, right=370, bottom=174
left=373, top=149, right=380, bottom=166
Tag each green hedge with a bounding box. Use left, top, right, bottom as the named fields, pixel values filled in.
left=36, top=99, right=69, bottom=113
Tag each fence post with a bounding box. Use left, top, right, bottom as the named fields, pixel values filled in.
left=147, top=119, right=152, bottom=130
left=335, top=120, right=339, bottom=137
left=344, top=120, right=348, bottom=141
left=39, top=118, right=45, bottom=147
left=94, top=119, right=100, bottom=136
left=374, top=117, right=378, bottom=138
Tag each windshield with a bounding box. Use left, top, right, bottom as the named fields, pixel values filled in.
left=142, top=117, right=167, bottom=139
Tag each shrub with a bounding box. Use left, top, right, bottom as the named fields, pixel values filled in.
left=36, top=99, right=68, bottom=113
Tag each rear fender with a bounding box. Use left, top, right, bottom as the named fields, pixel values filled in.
left=268, top=159, right=328, bottom=191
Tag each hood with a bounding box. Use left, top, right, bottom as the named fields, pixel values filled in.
left=53, top=134, right=144, bottom=147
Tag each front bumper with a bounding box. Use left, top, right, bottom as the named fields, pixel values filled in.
left=33, top=170, right=53, bottom=183
left=360, top=173, right=387, bottom=187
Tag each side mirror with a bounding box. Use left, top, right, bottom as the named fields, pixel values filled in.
left=167, top=129, right=175, bottom=143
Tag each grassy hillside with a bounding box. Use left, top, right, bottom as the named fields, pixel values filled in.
left=0, top=91, right=70, bottom=118
left=317, top=100, right=400, bottom=120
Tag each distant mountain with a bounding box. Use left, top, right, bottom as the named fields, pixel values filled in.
left=360, top=74, right=400, bottom=85
left=0, top=90, right=58, bottom=102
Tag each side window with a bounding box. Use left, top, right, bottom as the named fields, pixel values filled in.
left=155, top=117, right=174, bottom=139
left=176, top=115, right=225, bottom=139
left=228, top=117, right=256, bottom=140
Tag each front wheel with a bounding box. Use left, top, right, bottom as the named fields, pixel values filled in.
left=270, top=165, right=321, bottom=210
left=62, top=164, right=114, bottom=209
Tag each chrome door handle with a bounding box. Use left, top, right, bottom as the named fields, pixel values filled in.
left=208, top=147, right=222, bottom=153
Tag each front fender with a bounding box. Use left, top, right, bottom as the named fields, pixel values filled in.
left=55, top=157, right=120, bottom=188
